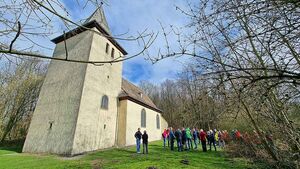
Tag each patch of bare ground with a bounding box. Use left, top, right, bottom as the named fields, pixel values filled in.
left=91, top=159, right=104, bottom=169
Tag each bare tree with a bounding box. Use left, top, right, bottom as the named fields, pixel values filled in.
left=0, top=59, right=46, bottom=143
left=0, top=0, right=157, bottom=65
left=149, top=0, right=299, bottom=167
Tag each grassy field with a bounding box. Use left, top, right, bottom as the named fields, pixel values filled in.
left=0, top=141, right=261, bottom=169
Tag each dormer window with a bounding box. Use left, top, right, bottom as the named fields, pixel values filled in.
left=111, top=48, right=115, bottom=58
left=105, top=43, right=109, bottom=54
left=138, top=92, right=143, bottom=98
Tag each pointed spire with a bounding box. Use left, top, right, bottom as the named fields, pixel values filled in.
left=84, top=6, right=111, bottom=35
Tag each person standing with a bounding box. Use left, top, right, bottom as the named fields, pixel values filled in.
left=134, top=128, right=142, bottom=153
left=192, top=128, right=198, bottom=149
left=186, top=128, right=193, bottom=150
left=214, top=129, right=219, bottom=146
left=162, top=129, right=167, bottom=149
left=175, top=128, right=183, bottom=152
left=200, top=129, right=207, bottom=152
left=142, top=130, right=148, bottom=154
left=197, top=128, right=201, bottom=144
left=209, top=129, right=217, bottom=151
left=169, top=127, right=176, bottom=151
left=181, top=128, right=187, bottom=150
left=207, top=130, right=211, bottom=145
left=166, top=128, right=170, bottom=147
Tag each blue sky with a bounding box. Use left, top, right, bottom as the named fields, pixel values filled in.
left=58, top=0, right=191, bottom=84
left=0, top=0, right=190, bottom=85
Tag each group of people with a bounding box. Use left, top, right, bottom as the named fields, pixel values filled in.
left=134, top=128, right=149, bottom=154
left=134, top=127, right=230, bottom=154
left=162, top=127, right=229, bottom=152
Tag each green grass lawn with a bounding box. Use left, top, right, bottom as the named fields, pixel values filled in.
left=0, top=141, right=261, bottom=169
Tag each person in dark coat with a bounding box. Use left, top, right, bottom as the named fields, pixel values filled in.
left=208, top=130, right=217, bottom=151
left=134, top=128, right=142, bottom=153
left=174, top=128, right=183, bottom=152
left=142, top=130, right=148, bottom=154
left=192, top=128, right=198, bottom=149
left=181, top=128, right=187, bottom=150
left=169, top=127, right=176, bottom=151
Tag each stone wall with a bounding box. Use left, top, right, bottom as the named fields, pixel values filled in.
left=23, top=30, right=93, bottom=155
left=71, top=28, right=123, bottom=155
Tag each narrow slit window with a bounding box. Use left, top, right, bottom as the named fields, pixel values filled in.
left=49, top=121, right=54, bottom=130
left=105, top=43, right=109, bottom=53
left=141, top=109, right=146, bottom=128
left=156, top=114, right=160, bottom=129
left=111, top=48, right=115, bottom=58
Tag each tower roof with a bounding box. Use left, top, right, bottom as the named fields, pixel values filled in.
left=84, top=6, right=111, bottom=35
left=51, top=7, right=127, bottom=55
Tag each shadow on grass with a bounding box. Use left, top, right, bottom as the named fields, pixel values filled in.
left=0, top=139, right=24, bottom=153
left=0, top=146, right=23, bottom=153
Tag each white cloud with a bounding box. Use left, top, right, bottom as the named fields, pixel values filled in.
left=103, top=0, right=190, bottom=84
left=1, top=0, right=191, bottom=84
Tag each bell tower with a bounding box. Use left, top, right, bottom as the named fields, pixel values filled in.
left=23, top=7, right=127, bottom=156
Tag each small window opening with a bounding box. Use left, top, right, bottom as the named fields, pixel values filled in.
left=101, top=95, right=109, bottom=109
left=107, top=75, right=110, bottom=79
left=111, top=48, right=115, bottom=58
left=138, top=92, right=143, bottom=98
left=49, top=121, right=54, bottom=130
left=105, top=43, right=109, bottom=53
left=104, top=124, right=106, bottom=129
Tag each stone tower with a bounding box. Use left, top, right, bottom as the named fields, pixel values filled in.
left=22, top=7, right=127, bottom=156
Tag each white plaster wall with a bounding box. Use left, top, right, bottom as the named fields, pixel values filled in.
left=125, top=100, right=164, bottom=146
left=23, top=31, right=93, bottom=155
left=72, top=28, right=123, bottom=154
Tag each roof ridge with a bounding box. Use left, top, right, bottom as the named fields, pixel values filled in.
left=84, top=5, right=111, bottom=35
left=122, top=78, right=143, bottom=92
left=120, top=78, right=161, bottom=112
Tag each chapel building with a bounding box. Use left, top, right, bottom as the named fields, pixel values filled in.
left=22, top=7, right=168, bottom=156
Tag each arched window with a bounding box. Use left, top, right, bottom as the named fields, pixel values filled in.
left=141, top=109, right=146, bottom=128
left=156, top=114, right=160, bottom=129
left=105, top=43, right=109, bottom=53
left=111, top=48, right=115, bottom=58
left=101, top=95, right=109, bottom=109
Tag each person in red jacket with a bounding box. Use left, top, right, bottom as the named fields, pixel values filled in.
left=166, top=128, right=170, bottom=147
left=199, top=129, right=207, bottom=152
left=162, top=129, right=167, bottom=148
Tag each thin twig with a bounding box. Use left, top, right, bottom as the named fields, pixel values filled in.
left=9, top=21, right=21, bottom=52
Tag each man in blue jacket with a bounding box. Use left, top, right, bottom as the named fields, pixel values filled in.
left=169, top=127, right=176, bottom=151
left=134, top=128, right=142, bottom=153
left=175, top=128, right=183, bottom=152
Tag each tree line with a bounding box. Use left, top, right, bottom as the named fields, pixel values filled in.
left=0, top=59, right=46, bottom=144
left=141, top=0, right=300, bottom=167
left=0, top=0, right=299, bottom=168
